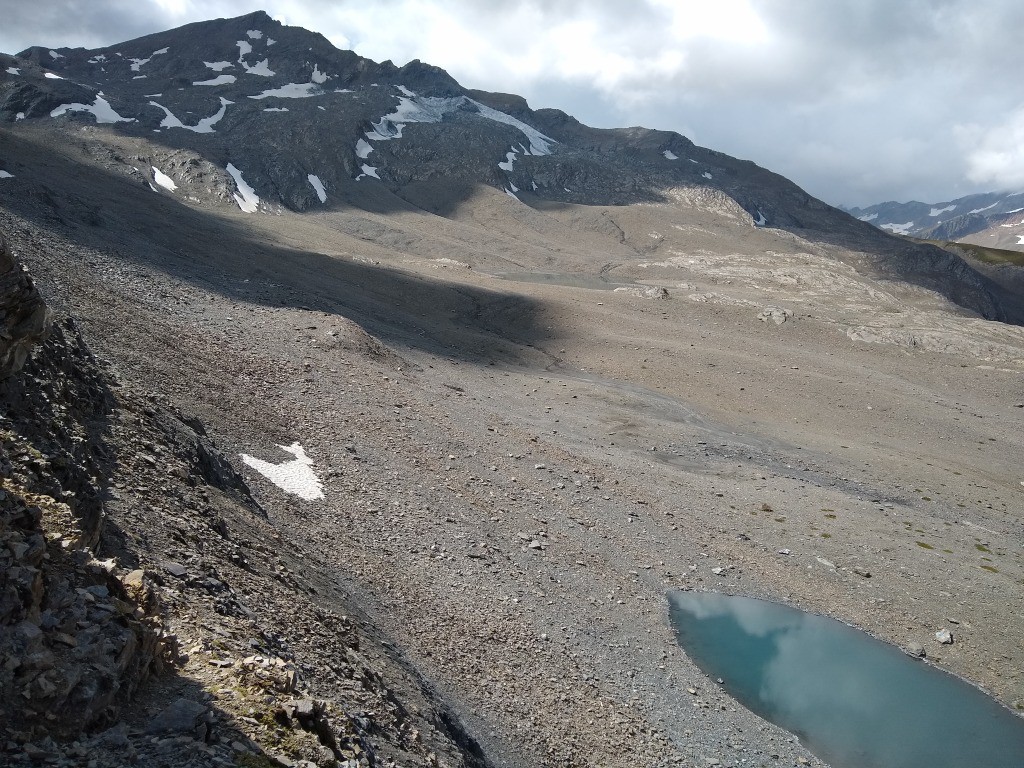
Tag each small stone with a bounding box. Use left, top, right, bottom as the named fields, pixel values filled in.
left=777, top=549, right=791, bottom=556
left=852, top=566, right=872, bottom=578
left=163, top=561, right=187, bottom=578
left=905, top=641, right=926, bottom=658
left=935, top=629, right=954, bottom=645
left=711, top=567, right=724, bottom=575
left=146, top=698, right=209, bottom=738
left=22, top=743, right=54, bottom=761
left=528, top=540, right=543, bottom=550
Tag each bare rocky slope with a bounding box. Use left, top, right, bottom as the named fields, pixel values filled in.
left=2, top=10, right=1024, bottom=768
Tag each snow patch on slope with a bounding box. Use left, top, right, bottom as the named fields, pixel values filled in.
left=355, top=139, right=373, bottom=159
left=194, top=74, right=236, bottom=86
left=150, top=97, right=231, bottom=133
left=51, top=95, right=135, bottom=124
left=858, top=213, right=878, bottom=222
left=244, top=59, right=274, bottom=77
left=929, top=204, right=956, bottom=217
left=152, top=166, right=176, bottom=191
left=6, top=67, right=20, bottom=75
left=969, top=202, right=998, bottom=214
left=241, top=443, right=323, bottom=500
left=881, top=221, right=915, bottom=235
left=249, top=79, right=322, bottom=99
left=236, top=41, right=274, bottom=76
left=226, top=163, right=259, bottom=212
left=307, top=174, right=327, bottom=203
left=0, top=171, right=14, bottom=179
left=361, top=90, right=555, bottom=156
left=130, top=47, right=167, bottom=72
left=663, top=150, right=678, bottom=160
left=204, top=61, right=233, bottom=72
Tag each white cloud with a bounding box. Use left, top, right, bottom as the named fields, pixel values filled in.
left=960, top=108, right=1024, bottom=191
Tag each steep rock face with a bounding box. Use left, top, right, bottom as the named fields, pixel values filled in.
left=0, top=312, right=169, bottom=740
left=0, top=235, right=50, bottom=379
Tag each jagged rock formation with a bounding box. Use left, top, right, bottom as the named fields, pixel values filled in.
left=0, top=234, right=49, bottom=378
left=0, top=276, right=169, bottom=742
left=0, top=244, right=489, bottom=766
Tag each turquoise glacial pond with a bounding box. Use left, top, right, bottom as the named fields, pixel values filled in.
left=668, top=592, right=1024, bottom=768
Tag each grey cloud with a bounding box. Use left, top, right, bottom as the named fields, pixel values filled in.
left=0, top=0, right=184, bottom=53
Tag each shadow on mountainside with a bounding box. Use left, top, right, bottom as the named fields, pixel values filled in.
left=4, top=122, right=1022, bottom=333
left=0, top=127, right=549, bottom=367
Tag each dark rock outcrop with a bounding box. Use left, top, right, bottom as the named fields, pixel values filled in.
left=0, top=234, right=50, bottom=379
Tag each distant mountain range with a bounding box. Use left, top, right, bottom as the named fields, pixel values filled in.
left=846, top=191, right=1024, bottom=251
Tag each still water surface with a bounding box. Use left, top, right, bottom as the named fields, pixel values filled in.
left=668, top=592, right=1024, bottom=768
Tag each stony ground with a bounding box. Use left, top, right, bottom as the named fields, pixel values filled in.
left=1, top=124, right=1023, bottom=768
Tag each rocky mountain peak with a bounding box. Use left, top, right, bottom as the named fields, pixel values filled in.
left=1, top=11, right=1021, bottom=323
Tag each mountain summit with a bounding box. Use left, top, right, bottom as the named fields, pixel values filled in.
left=2, top=11, right=1019, bottom=323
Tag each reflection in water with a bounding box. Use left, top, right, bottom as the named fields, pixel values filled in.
left=668, top=592, right=1024, bottom=768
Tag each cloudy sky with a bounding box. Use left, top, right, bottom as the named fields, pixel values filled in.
left=2, top=0, right=1022, bottom=207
